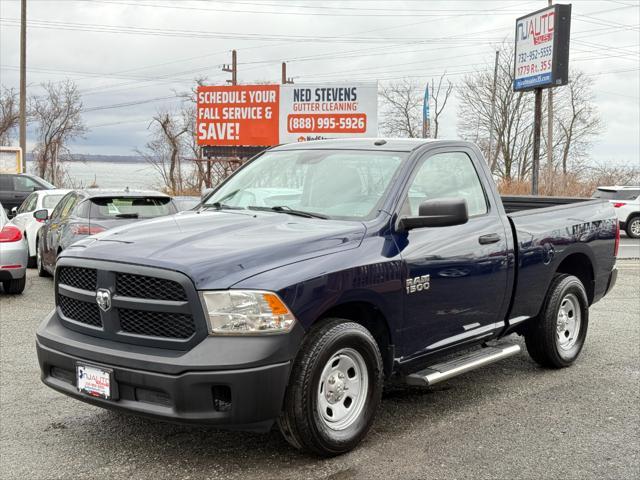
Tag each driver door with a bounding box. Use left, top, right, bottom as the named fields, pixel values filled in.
left=397, top=149, right=510, bottom=360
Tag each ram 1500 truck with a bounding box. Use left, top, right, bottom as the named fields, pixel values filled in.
left=36, top=139, right=619, bottom=456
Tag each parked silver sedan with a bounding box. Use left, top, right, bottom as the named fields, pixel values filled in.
left=0, top=202, right=28, bottom=294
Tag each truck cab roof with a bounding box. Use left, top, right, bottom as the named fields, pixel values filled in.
left=272, top=138, right=454, bottom=152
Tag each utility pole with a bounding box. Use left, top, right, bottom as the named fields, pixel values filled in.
left=532, top=88, right=542, bottom=195
left=546, top=0, right=554, bottom=195
left=19, top=0, right=27, bottom=172
left=488, top=50, right=500, bottom=172
left=281, top=62, right=294, bottom=84
left=222, top=50, right=237, bottom=85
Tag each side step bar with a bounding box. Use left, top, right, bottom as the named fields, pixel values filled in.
left=406, top=343, right=521, bottom=387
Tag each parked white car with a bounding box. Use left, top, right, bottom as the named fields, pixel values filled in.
left=9, top=189, right=70, bottom=266
left=593, top=186, right=640, bottom=238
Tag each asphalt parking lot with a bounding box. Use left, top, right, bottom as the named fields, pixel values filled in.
left=1, top=262, right=639, bottom=480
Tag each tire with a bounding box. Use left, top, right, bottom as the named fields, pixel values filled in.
left=626, top=216, right=640, bottom=239
left=525, top=274, right=589, bottom=368
left=278, top=319, right=384, bottom=456
left=2, top=275, right=26, bottom=294
left=37, top=239, right=50, bottom=278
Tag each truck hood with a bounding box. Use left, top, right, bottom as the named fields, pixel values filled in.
left=62, top=210, right=366, bottom=289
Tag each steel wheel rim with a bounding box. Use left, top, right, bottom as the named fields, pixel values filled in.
left=317, top=347, right=369, bottom=431
left=556, top=293, right=581, bottom=351
left=631, top=219, right=640, bottom=236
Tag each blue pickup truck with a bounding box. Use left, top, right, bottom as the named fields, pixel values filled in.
left=36, top=139, right=619, bottom=456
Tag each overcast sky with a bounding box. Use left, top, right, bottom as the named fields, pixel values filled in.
left=0, top=0, right=638, bottom=166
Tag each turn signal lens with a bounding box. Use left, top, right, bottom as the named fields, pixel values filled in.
left=0, top=225, right=23, bottom=243
left=200, top=290, right=296, bottom=335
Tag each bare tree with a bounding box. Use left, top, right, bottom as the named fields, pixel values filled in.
left=457, top=46, right=534, bottom=180
left=379, top=79, right=422, bottom=138
left=430, top=73, right=453, bottom=139
left=553, top=71, right=602, bottom=176
left=138, top=110, right=188, bottom=194
left=30, top=81, right=86, bottom=184
left=0, top=87, right=20, bottom=145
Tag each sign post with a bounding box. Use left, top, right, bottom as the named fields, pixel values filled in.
left=514, top=4, right=571, bottom=194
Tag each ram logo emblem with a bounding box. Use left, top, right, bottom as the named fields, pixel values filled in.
left=96, top=288, right=112, bottom=312
left=406, top=275, right=430, bottom=295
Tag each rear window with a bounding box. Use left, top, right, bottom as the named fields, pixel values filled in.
left=592, top=189, right=640, bottom=200
left=89, top=197, right=176, bottom=219
left=42, top=194, right=65, bottom=209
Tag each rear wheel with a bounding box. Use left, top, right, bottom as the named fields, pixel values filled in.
left=626, top=216, right=640, bottom=239
left=2, top=275, right=26, bottom=294
left=525, top=274, right=589, bottom=368
left=37, top=239, right=50, bottom=278
left=278, top=319, right=383, bottom=456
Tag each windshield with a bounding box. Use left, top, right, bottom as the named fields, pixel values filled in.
left=89, top=196, right=177, bottom=219
left=592, top=188, right=640, bottom=200
left=42, top=194, right=65, bottom=209
left=204, top=149, right=407, bottom=219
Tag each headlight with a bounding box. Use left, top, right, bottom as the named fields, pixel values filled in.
left=200, top=290, right=296, bottom=335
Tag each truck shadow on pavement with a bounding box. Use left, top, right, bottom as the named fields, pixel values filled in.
left=46, top=349, right=543, bottom=467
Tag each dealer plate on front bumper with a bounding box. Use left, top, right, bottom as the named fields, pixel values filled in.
left=76, top=363, right=112, bottom=400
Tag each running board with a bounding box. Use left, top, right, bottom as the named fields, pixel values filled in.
left=405, top=343, right=521, bottom=386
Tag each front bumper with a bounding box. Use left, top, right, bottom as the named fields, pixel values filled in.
left=36, top=310, right=304, bottom=432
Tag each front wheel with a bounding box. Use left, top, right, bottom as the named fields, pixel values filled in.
left=626, top=216, right=640, bottom=239
left=525, top=274, right=589, bottom=368
left=278, top=319, right=384, bottom=456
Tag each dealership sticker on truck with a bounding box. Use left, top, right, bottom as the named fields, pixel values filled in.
left=76, top=364, right=112, bottom=400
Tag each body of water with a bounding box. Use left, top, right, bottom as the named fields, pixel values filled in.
left=27, top=161, right=165, bottom=190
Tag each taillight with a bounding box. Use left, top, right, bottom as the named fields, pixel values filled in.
left=0, top=225, right=23, bottom=242
left=71, top=224, right=106, bottom=235
left=613, top=202, right=626, bottom=208
left=614, top=221, right=620, bottom=257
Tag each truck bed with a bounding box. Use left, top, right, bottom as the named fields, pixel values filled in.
left=504, top=196, right=617, bottom=322
left=501, top=195, right=598, bottom=214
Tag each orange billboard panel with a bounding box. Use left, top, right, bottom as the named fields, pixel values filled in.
left=196, top=85, right=279, bottom=146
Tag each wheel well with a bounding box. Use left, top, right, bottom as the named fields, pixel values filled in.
left=317, top=302, right=393, bottom=377
left=556, top=253, right=594, bottom=304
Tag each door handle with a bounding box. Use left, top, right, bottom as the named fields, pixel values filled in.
left=479, top=233, right=501, bottom=244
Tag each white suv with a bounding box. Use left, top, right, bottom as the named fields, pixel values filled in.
left=593, top=186, right=640, bottom=238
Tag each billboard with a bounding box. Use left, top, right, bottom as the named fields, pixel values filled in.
left=197, top=85, right=279, bottom=146
left=196, top=82, right=378, bottom=146
left=514, top=4, right=572, bottom=91
left=0, top=147, right=23, bottom=174
left=279, top=83, right=378, bottom=143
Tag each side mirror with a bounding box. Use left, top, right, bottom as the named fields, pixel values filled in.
left=33, top=209, right=49, bottom=221
left=201, top=187, right=214, bottom=201
left=9, top=207, right=18, bottom=218
left=398, top=198, right=469, bottom=231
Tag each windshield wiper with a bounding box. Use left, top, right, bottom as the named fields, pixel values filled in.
left=115, top=213, right=139, bottom=218
left=247, top=205, right=328, bottom=219
left=201, top=202, right=244, bottom=211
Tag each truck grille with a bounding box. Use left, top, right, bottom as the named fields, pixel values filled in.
left=58, top=295, right=102, bottom=327
left=58, top=267, right=97, bottom=291
left=119, top=309, right=195, bottom=339
left=116, top=273, right=187, bottom=301
left=55, top=261, right=205, bottom=350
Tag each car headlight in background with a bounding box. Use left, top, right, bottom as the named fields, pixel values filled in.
left=200, top=290, right=296, bottom=335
